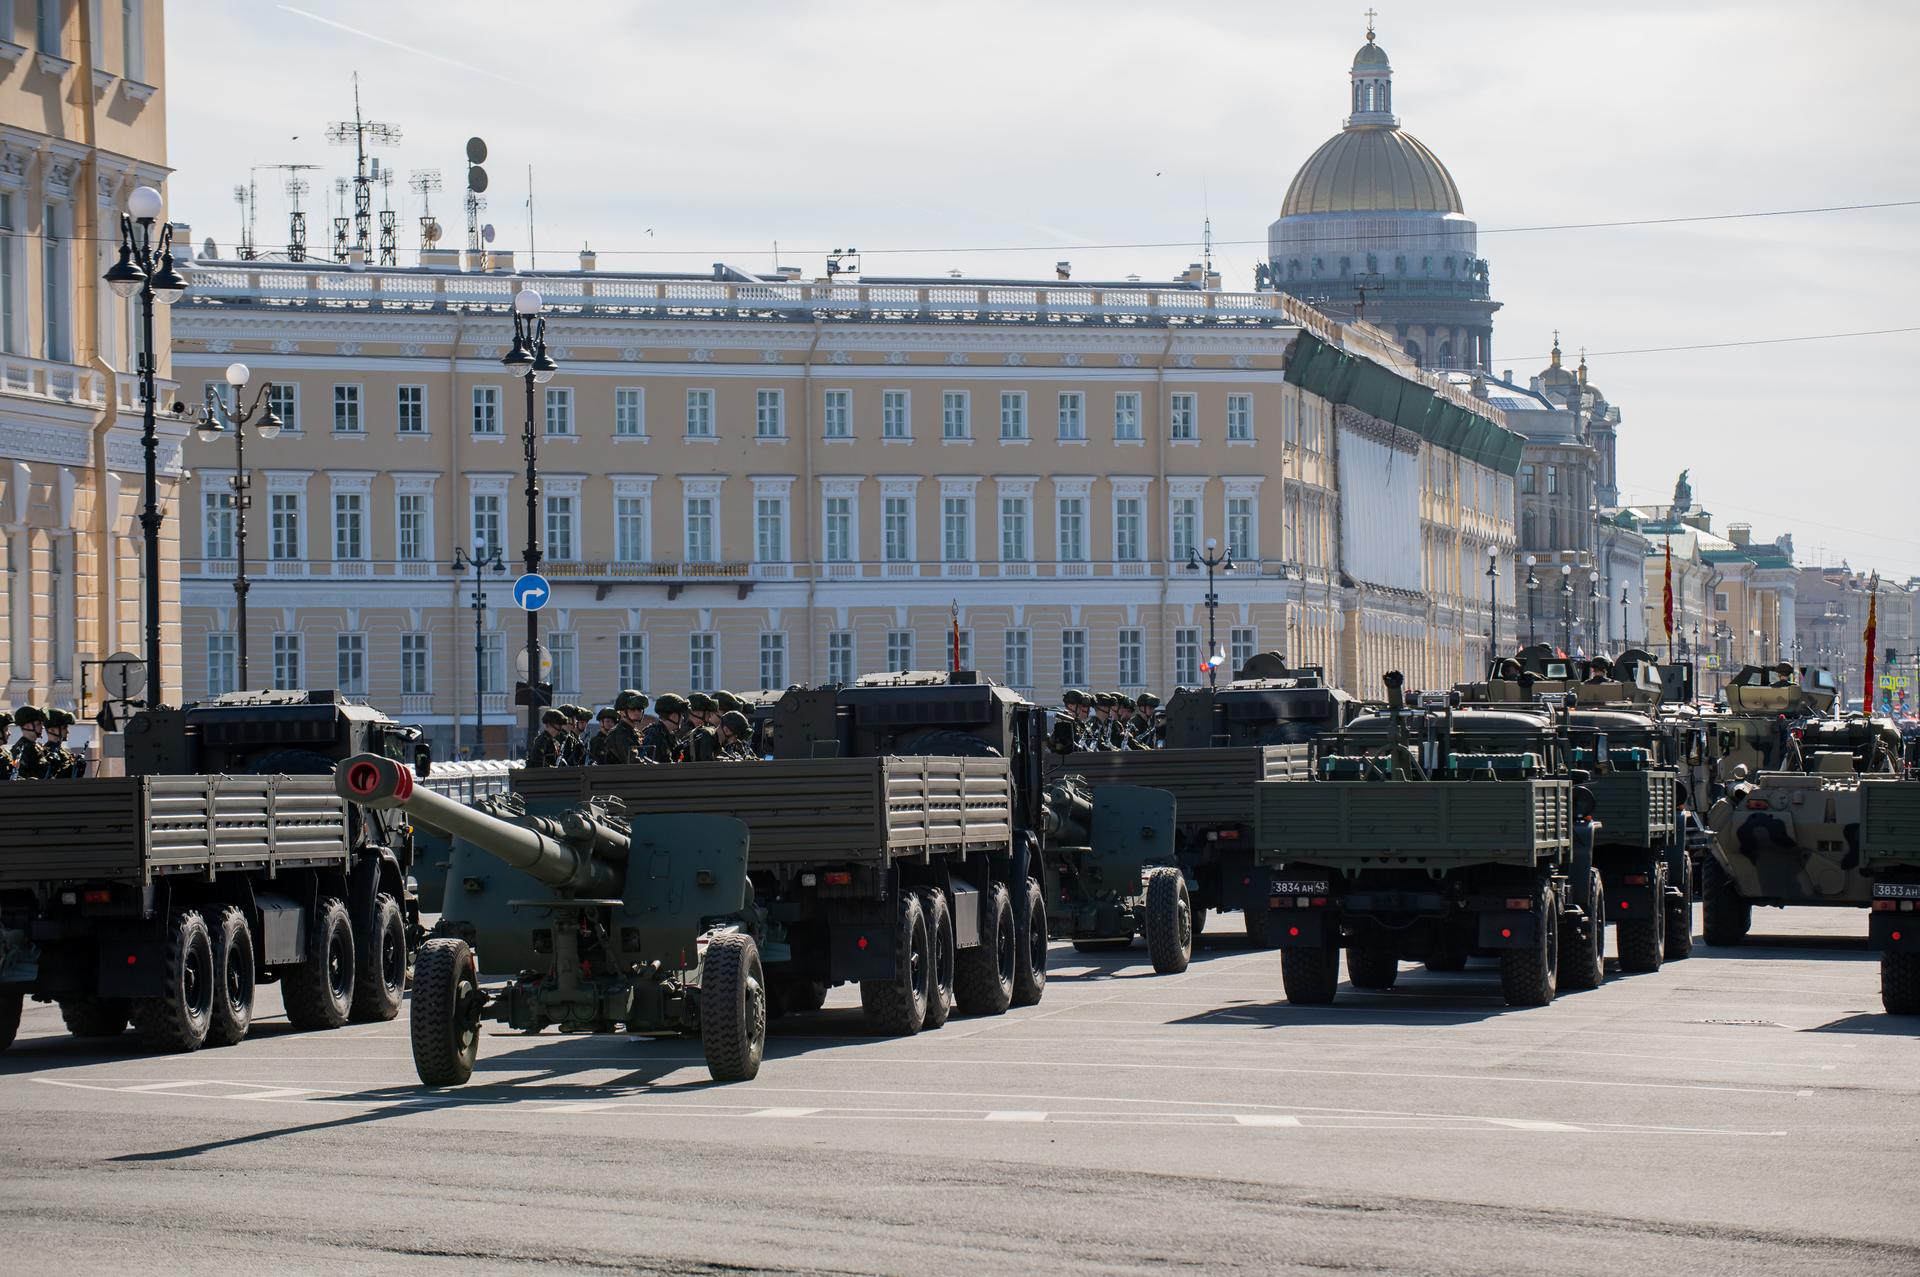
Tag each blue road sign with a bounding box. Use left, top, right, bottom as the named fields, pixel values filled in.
left=512, top=573, right=551, bottom=611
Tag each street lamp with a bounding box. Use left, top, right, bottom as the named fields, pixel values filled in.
left=1484, top=545, right=1500, bottom=672
left=104, top=185, right=188, bottom=709
left=1559, top=563, right=1574, bottom=654
left=503, top=285, right=557, bottom=748
left=451, top=544, right=506, bottom=758
left=1186, top=535, right=1234, bottom=687
left=192, top=362, right=281, bottom=689
left=1524, top=555, right=1539, bottom=647
left=1588, top=573, right=1602, bottom=655
left=1619, top=585, right=1630, bottom=650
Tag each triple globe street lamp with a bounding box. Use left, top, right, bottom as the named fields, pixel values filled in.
left=1186, top=537, right=1234, bottom=688
left=451, top=545, right=506, bottom=758
left=192, top=363, right=283, bottom=689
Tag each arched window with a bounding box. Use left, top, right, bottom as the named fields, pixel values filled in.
left=1339, top=256, right=1351, bottom=276
left=1548, top=510, right=1560, bottom=550
left=1287, top=259, right=1301, bottom=278
left=1354, top=84, right=1364, bottom=113
left=1522, top=509, right=1537, bottom=547
left=1380, top=83, right=1389, bottom=113
left=1437, top=338, right=1453, bottom=366
left=1405, top=339, right=1423, bottom=365
left=1394, top=255, right=1407, bottom=274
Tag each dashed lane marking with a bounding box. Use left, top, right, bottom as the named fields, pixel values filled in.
left=984, top=1110, right=1047, bottom=1122
left=1234, top=1115, right=1304, bottom=1127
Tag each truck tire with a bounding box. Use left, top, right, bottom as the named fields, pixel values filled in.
left=1243, top=903, right=1288, bottom=949
left=860, top=892, right=931, bottom=1036
left=59, top=997, right=131, bottom=1039
left=1346, top=946, right=1399, bottom=990
left=283, top=896, right=355, bottom=1031
left=920, top=889, right=955, bottom=1030
left=205, top=905, right=256, bottom=1048
left=1281, top=946, right=1339, bottom=1005
left=1499, top=883, right=1560, bottom=1008
left=1664, top=847, right=1694, bottom=961
left=1559, top=867, right=1607, bottom=992
left=954, top=882, right=1015, bottom=1016
left=412, top=937, right=481, bottom=1086
left=0, top=992, right=19, bottom=1050
left=1701, top=858, right=1750, bottom=946
left=1617, top=867, right=1666, bottom=975
left=1425, top=931, right=1470, bottom=973
left=701, top=931, right=767, bottom=1082
left=1191, top=905, right=1208, bottom=945
left=350, top=893, right=407, bottom=1023
left=1884, top=953, right=1920, bottom=1016
left=1144, top=867, right=1193, bottom=975
left=1012, top=878, right=1048, bottom=1007
left=770, top=978, right=829, bottom=1018
left=131, top=908, right=215, bottom=1052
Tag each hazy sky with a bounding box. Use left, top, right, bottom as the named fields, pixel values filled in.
left=165, top=1, right=1920, bottom=578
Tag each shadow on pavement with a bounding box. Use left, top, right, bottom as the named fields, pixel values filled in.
left=1698, top=933, right=1874, bottom=960
left=1043, top=939, right=1259, bottom=983
left=1802, top=1012, right=1917, bottom=1035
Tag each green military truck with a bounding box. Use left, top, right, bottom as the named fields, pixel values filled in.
left=0, top=690, right=427, bottom=1053
left=1861, top=775, right=1920, bottom=1014
left=1046, top=656, right=1342, bottom=947
left=1254, top=673, right=1602, bottom=1007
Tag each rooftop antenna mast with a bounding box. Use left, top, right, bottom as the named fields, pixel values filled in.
left=326, top=73, right=403, bottom=259
left=377, top=165, right=398, bottom=265
left=331, top=177, right=352, bottom=262
left=409, top=169, right=443, bottom=256
left=233, top=182, right=255, bottom=260
left=285, top=174, right=312, bottom=261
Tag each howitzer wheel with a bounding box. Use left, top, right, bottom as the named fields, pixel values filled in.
left=700, top=931, right=766, bottom=1082
left=1701, top=858, right=1750, bottom=946
left=1559, top=867, right=1607, bottom=992
left=1883, top=953, right=1920, bottom=1016
left=1144, top=867, right=1192, bottom=975
left=205, top=905, right=256, bottom=1047
left=0, top=992, right=19, bottom=1051
left=920, top=889, right=955, bottom=1030
left=1012, top=877, right=1048, bottom=1006
left=861, top=892, right=931, bottom=1036
left=59, top=997, right=131, bottom=1039
left=412, top=937, right=481, bottom=1086
left=1499, top=881, right=1560, bottom=1007
left=954, top=882, right=1015, bottom=1016
left=350, top=893, right=407, bottom=1023
left=1280, top=946, right=1339, bottom=1005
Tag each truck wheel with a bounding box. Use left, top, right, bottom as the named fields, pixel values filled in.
left=131, top=908, right=215, bottom=1052
left=1499, top=883, right=1560, bottom=1007
left=1559, top=867, right=1607, bottom=992
left=1281, top=946, right=1339, bottom=1005
left=860, top=892, right=931, bottom=1036
left=1884, top=953, right=1920, bottom=1016
left=1617, top=867, right=1667, bottom=975
left=1425, top=931, right=1470, bottom=973
left=205, top=905, right=256, bottom=1047
left=1346, top=946, right=1399, bottom=990
left=920, top=889, right=956, bottom=1030
left=1664, top=849, right=1694, bottom=961
left=1244, top=904, right=1289, bottom=949
left=1144, top=867, right=1192, bottom=975
left=954, top=882, right=1015, bottom=1016
left=350, top=893, right=407, bottom=1023
left=1701, top=858, right=1750, bottom=946
left=771, top=978, right=829, bottom=1018
left=701, top=931, right=767, bottom=1082
left=0, top=992, right=19, bottom=1050
left=283, top=897, right=355, bottom=1031
left=59, top=997, right=132, bottom=1039
left=412, top=937, right=481, bottom=1086
left=1012, top=878, right=1048, bottom=1007
left=1191, top=906, right=1208, bottom=946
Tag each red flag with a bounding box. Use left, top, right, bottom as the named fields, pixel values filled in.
left=1863, top=588, right=1878, bottom=714
left=1662, top=540, right=1674, bottom=644
left=950, top=601, right=962, bottom=672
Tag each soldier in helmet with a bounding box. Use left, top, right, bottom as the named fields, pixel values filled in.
left=1135, top=691, right=1163, bottom=748
left=560, top=704, right=591, bottom=765
left=11, top=705, right=51, bottom=779
left=683, top=693, right=721, bottom=762
left=716, top=689, right=746, bottom=717
left=643, top=693, right=690, bottom=764
left=1091, top=692, right=1119, bottom=750
left=718, top=709, right=756, bottom=761
left=602, top=690, right=649, bottom=764
left=44, top=708, right=84, bottom=778
left=1059, top=689, right=1093, bottom=752
left=527, top=707, right=569, bottom=768
left=589, top=706, right=619, bottom=765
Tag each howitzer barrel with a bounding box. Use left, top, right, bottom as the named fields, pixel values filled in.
left=337, top=754, right=619, bottom=894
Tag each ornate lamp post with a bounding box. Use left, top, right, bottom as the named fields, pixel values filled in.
left=1485, top=545, right=1500, bottom=671
left=1524, top=554, right=1539, bottom=647
left=104, top=185, right=188, bottom=708
left=502, top=286, right=557, bottom=746
left=1559, top=563, right=1574, bottom=654
left=192, top=363, right=281, bottom=688
left=1588, top=573, right=1602, bottom=654
left=1619, top=584, right=1630, bottom=649
left=451, top=545, right=505, bottom=758
left=1186, top=536, right=1235, bottom=687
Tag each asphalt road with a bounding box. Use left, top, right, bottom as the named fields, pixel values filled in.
left=3, top=906, right=1916, bottom=1276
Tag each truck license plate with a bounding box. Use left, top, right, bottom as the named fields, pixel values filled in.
left=1272, top=879, right=1329, bottom=896
left=1872, top=882, right=1920, bottom=900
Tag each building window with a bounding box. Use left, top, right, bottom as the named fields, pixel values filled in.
left=688, top=633, right=717, bottom=693
left=471, top=385, right=500, bottom=435
left=0, top=194, right=15, bottom=355
left=1118, top=628, right=1144, bottom=687
left=824, top=496, right=853, bottom=563
left=615, top=387, right=646, bottom=437
left=42, top=202, right=68, bottom=363
left=617, top=633, right=646, bottom=690
left=1230, top=627, right=1256, bottom=675
left=548, top=632, right=578, bottom=697
left=397, top=493, right=429, bottom=561
left=1226, top=394, right=1253, bottom=441
left=123, top=0, right=146, bottom=81
left=1057, top=392, right=1084, bottom=441
left=755, top=494, right=786, bottom=563
left=1114, top=392, right=1141, bottom=442
left=755, top=388, right=784, bottom=438
left=270, top=491, right=301, bottom=560
left=1169, top=392, right=1197, bottom=441
left=1057, top=496, right=1086, bottom=562
left=396, top=385, right=426, bottom=435
left=1174, top=628, right=1200, bottom=686
left=759, top=633, right=786, bottom=690
left=615, top=496, right=648, bottom=562
left=1715, top=591, right=1729, bottom=612
left=36, top=0, right=58, bottom=50
left=685, top=496, right=715, bottom=562
left=272, top=633, right=303, bottom=691
left=1061, top=629, right=1088, bottom=689
left=336, top=632, right=367, bottom=696
left=477, top=632, right=503, bottom=695
left=544, top=494, right=576, bottom=561
left=203, top=488, right=235, bottom=558
left=882, top=390, right=910, bottom=439
left=1115, top=497, right=1143, bottom=562
left=828, top=631, right=855, bottom=685
left=686, top=388, right=714, bottom=438
left=400, top=633, right=430, bottom=697
left=544, top=387, right=573, bottom=436
left=887, top=629, right=914, bottom=671
left=823, top=389, right=852, bottom=438
left=1519, top=464, right=1536, bottom=495
left=1227, top=497, right=1254, bottom=559
left=1521, top=509, right=1536, bottom=547
left=883, top=496, right=912, bottom=562
left=471, top=493, right=503, bottom=557
left=1547, top=509, right=1559, bottom=550
left=332, top=491, right=364, bottom=560
left=332, top=384, right=362, bottom=434
left=1546, top=465, right=1559, bottom=496
left=942, top=391, right=970, bottom=440
left=1000, top=391, right=1027, bottom=440
left=1003, top=629, right=1031, bottom=689
left=1000, top=496, right=1029, bottom=562
left=942, top=494, right=971, bottom=562
left=207, top=633, right=238, bottom=697
left=1169, top=497, right=1198, bottom=562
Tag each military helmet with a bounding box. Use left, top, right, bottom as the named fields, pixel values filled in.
left=1116, top=694, right=1136, bottom=711
left=541, top=708, right=567, bottom=727
left=716, top=690, right=745, bottom=713
left=614, top=689, right=649, bottom=712
left=720, top=710, right=751, bottom=737
left=564, top=704, right=591, bottom=721
left=597, top=706, right=618, bottom=722
left=46, top=708, right=75, bottom=728
left=654, top=692, right=690, bottom=718
left=1062, top=689, right=1090, bottom=708
left=1136, top=692, right=1160, bottom=709
left=0, top=709, right=11, bottom=728
left=1093, top=692, right=1116, bottom=707
left=686, top=692, right=716, bottom=714
left=13, top=705, right=45, bottom=726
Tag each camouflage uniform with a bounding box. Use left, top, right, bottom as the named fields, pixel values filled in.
left=589, top=708, right=619, bottom=765
left=527, top=710, right=569, bottom=768
left=683, top=694, right=721, bottom=762
left=43, top=708, right=84, bottom=778
left=10, top=706, right=50, bottom=780
left=641, top=694, right=689, bottom=764
left=717, top=710, right=757, bottom=761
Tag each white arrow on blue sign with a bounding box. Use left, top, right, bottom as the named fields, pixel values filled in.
left=512, top=573, right=551, bottom=611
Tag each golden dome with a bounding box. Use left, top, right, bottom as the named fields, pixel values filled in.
left=1280, top=126, right=1464, bottom=218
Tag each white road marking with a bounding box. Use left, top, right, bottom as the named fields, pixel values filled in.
left=984, top=1110, right=1047, bottom=1122
left=1486, top=1118, right=1588, bottom=1132
left=750, top=1107, right=820, bottom=1118
left=1234, top=1115, right=1303, bottom=1127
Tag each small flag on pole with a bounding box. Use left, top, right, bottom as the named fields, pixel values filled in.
left=1863, top=586, right=1878, bottom=713
left=950, top=600, right=961, bottom=673
left=1662, top=538, right=1675, bottom=658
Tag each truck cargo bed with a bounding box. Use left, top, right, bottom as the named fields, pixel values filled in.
left=1587, top=768, right=1678, bottom=849
left=1255, top=778, right=1572, bottom=868
left=1048, top=746, right=1311, bottom=826
left=1860, top=780, right=1920, bottom=867
left=513, top=756, right=1014, bottom=868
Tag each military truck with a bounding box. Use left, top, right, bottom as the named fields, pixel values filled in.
left=1047, top=655, right=1341, bottom=947
left=1861, top=775, right=1920, bottom=1014
left=512, top=672, right=1054, bottom=1035
left=0, top=690, right=427, bottom=1053
left=1254, top=672, right=1602, bottom=1007
left=1703, top=709, right=1905, bottom=946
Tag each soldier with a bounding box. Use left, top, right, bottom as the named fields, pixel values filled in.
left=715, top=690, right=747, bottom=717
left=589, top=706, right=619, bottom=764
left=601, top=690, right=649, bottom=764
left=527, top=708, right=569, bottom=768
left=10, top=705, right=50, bottom=779
left=1091, top=692, right=1119, bottom=750
left=642, top=693, right=690, bottom=763
left=683, top=693, right=721, bottom=762
left=1059, top=689, right=1093, bottom=751
left=718, top=710, right=756, bottom=760
left=1135, top=691, right=1164, bottom=748
left=1114, top=694, right=1148, bottom=750
left=43, top=708, right=85, bottom=778
left=557, top=704, right=589, bottom=766
left=0, top=710, right=13, bottom=780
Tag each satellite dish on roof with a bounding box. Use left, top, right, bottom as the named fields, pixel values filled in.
left=466, top=137, right=488, bottom=164
left=467, top=166, right=489, bottom=194
left=482, top=224, right=495, bottom=244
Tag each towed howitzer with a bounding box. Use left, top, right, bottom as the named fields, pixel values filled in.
left=335, top=754, right=765, bottom=1086
left=1039, top=774, right=1188, bottom=972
